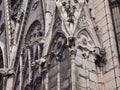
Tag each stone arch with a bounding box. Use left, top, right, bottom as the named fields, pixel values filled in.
left=47, top=31, right=67, bottom=62
left=75, top=27, right=101, bottom=47
left=25, top=20, right=43, bottom=42
left=25, top=20, right=44, bottom=61
left=76, top=29, right=96, bottom=49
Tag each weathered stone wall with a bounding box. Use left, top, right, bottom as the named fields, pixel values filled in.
left=1, top=0, right=120, bottom=90
left=88, top=0, right=120, bottom=90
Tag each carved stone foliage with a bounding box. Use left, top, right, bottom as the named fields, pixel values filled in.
left=56, top=0, right=84, bottom=36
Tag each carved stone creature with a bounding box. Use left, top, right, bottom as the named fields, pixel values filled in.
left=95, top=48, right=106, bottom=67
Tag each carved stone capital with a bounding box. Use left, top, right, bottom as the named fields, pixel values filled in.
left=68, top=36, right=76, bottom=47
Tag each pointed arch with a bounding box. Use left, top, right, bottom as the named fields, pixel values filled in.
left=25, top=20, right=44, bottom=42
left=47, top=31, right=71, bottom=89
left=75, top=29, right=102, bottom=90
left=75, top=27, right=101, bottom=48
left=47, top=31, right=67, bottom=61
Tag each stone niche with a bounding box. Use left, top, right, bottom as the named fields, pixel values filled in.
left=75, top=30, right=102, bottom=90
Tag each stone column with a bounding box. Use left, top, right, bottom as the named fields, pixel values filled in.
left=70, top=47, right=76, bottom=90
left=45, top=73, right=48, bottom=90
left=19, top=48, right=24, bottom=90
left=57, top=61, right=60, bottom=90
left=84, top=55, right=90, bottom=90
left=19, top=54, right=23, bottom=90
left=6, top=75, right=14, bottom=90
left=27, top=47, right=32, bottom=83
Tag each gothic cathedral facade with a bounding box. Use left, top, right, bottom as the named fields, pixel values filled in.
left=0, top=0, right=120, bottom=90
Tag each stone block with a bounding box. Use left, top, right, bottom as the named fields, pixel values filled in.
left=90, top=81, right=97, bottom=90
left=95, top=9, right=106, bottom=22
left=78, top=68, right=86, bottom=78
left=87, top=61, right=96, bottom=72
left=104, top=70, right=116, bottom=82
left=94, top=1, right=104, bottom=12
left=79, top=77, right=87, bottom=88
left=89, top=72, right=97, bottom=82
left=105, top=79, right=117, bottom=90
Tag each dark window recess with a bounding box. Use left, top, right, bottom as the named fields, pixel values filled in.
left=86, top=0, right=89, bottom=3
left=11, top=0, right=22, bottom=8
left=0, top=48, right=3, bottom=90
left=35, top=46, right=38, bottom=60
left=11, top=0, right=17, bottom=7
left=0, top=11, right=2, bottom=21
left=25, top=85, right=31, bottom=90
left=0, top=23, right=5, bottom=35
left=30, top=47, right=34, bottom=61
left=34, top=78, right=42, bottom=90
left=0, top=0, right=2, bottom=5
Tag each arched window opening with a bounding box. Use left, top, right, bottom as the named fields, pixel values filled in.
left=48, top=33, right=70, bottom=90
left=26, top=21, right=43, bottom=61
left=0, top=48, right=3, bottom=90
